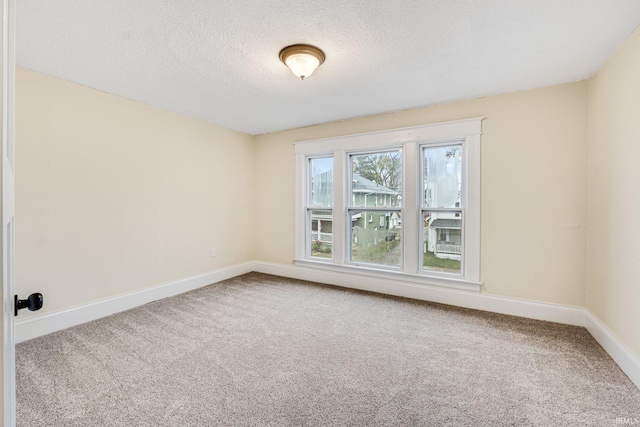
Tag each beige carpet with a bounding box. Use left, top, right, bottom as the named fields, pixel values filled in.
left=16, top=273, right=640, bottom=426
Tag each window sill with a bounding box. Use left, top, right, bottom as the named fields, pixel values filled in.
left=293, top=258, right=482, bottom=292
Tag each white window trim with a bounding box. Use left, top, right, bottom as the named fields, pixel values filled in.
left=294, top=117, right=483, bottom=292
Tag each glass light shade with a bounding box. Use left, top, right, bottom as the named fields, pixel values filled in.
left=279, top=44, right=325, bottom=80
left=285, top=54, right=320, bottom=80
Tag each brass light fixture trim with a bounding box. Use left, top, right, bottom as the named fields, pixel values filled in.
left=279, top=44, right=326, bottom=80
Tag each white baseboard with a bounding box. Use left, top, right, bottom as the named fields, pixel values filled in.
left=253, top=261, right=586, bottom=326
left=585, top=311, right=640, bottom=390
left=15, top=262, right=253, bottom=343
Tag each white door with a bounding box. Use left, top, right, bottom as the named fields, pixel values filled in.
left=1, top=0, right=16, bottom=425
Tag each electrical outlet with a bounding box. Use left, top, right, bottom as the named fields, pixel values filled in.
left=211, top=248, right=217, bottom=257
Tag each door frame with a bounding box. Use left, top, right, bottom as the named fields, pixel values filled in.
left=1, top=0, right=17, bottom=425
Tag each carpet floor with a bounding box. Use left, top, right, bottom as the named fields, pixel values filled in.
left=16, top=273, right=640, bottom=426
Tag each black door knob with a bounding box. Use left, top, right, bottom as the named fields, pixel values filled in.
left=14, top=293, right=43, bottom=316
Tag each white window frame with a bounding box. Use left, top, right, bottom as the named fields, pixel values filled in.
left=294, top=117, right=482, bottom=292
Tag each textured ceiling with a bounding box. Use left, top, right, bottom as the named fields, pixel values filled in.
left=17, top=1, right=640, bottom=135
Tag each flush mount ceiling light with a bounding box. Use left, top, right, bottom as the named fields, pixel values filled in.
left=279, top=44, right=325, bottom=80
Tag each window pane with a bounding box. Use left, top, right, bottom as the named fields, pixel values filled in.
left=350, top=210, right=402, bottom=267
left=423, top=144, right=462, bottom=208
left=310, top=157, right=333, bottom=207
left=423, top=211, right=461, bottom=274
left=351, top=151, right=402, bottom=207
left=309, top=210, right=332, bottom=259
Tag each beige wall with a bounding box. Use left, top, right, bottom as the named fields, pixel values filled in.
left=588, top=27, right=640, bottom=356
left=16, top=68, right=254, bottom=315
left=255, top=82, right=590, bottom=306
left=16, top=68, right=592, bottom=314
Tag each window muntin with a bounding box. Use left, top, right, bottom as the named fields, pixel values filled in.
left=308, top=157, right=333, bottom=259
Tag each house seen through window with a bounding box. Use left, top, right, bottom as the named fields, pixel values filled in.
left=349, top=150, right=402, bottom=267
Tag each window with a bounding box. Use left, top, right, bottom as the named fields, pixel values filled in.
left=295, top=118, right=482, bottom=291
left=349, top=150, right=402, bottom=268
left=422, top=143, right=463, bottom=275
left=308, top=157, right=333, bottom=259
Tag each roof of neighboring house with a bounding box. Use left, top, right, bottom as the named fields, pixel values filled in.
left=352, top=173, right=399, bottom=195
left=430, top=218, right=462, bottom=229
